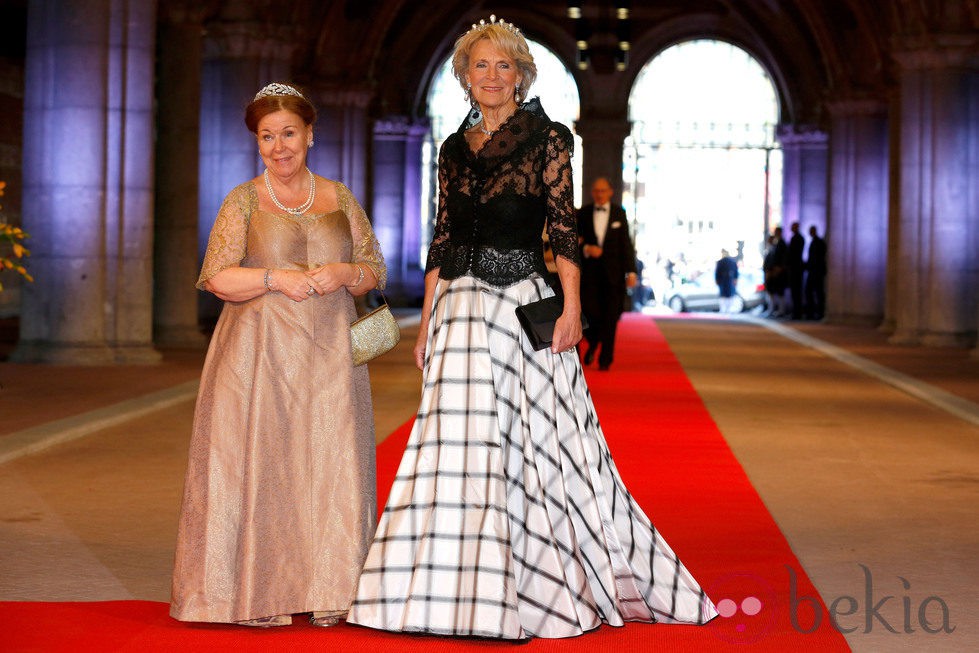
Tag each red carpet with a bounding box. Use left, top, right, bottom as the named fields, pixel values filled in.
left=4, top=315, right=849, bottom=652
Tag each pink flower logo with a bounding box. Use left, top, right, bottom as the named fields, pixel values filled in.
left=705, top=572, right=779, bottom=644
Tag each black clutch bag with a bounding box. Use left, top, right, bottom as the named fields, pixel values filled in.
left=515, top=295, right=588, bottom=351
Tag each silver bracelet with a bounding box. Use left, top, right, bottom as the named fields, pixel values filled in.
left=264, top=268, right=273, bottom=292
left=348, top=264, right=365, bottom=287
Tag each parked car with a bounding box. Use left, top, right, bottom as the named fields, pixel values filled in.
left=665, top=270, right=766, bottom=313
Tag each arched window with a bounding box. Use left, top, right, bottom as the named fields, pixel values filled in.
left=421, top=40, right=582, bottom=264
left=624, top=40, right=781, bottom=294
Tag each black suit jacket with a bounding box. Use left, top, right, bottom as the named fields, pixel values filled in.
left=806, top=236, right=827, bottom=276
left=576, top=203, right=637, bottom=315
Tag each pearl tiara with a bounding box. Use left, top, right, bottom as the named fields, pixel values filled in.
left=466, top=14, right=521, bottom=37
left=254, top=83, right=306, bottom=102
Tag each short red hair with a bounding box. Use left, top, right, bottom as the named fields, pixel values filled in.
left=244, top=84, right=316, bottom=133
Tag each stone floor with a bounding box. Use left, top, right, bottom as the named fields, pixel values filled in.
left=1, top=313, right=976, bottom=652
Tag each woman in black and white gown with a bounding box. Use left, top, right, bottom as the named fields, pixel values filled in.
left=348, top=16, right=718, bottom=639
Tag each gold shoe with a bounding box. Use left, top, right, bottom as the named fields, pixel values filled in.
left=236, top=614, right=291, bottom=627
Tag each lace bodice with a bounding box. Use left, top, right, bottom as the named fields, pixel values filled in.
left=197, top=180, right=387, bottom=290
left=426, top=98, right=580, bottom=287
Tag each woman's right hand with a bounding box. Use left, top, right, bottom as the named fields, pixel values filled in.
left=271, top=269, right=323, bottom=302
left=413, top=325, right=428, bottom=371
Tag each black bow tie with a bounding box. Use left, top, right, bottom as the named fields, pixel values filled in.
left=595, top=206, right=607, bottom=212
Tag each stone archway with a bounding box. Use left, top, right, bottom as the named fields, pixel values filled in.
left=624, top=39, right=781, bottom=299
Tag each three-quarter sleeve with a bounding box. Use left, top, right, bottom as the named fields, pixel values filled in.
left=337, top=182, right=388, bottom=289
left=424, top=143, right=451, bottom=272
left=196, top=183, right=255, bottom=290
left=542, top=125, right=580, bottom=267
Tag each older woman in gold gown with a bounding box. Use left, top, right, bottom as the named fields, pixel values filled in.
left=170, top=82, right=386, bottom=627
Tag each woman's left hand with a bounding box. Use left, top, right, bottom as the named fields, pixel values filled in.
left=551, top=311, right=583, bottom=354
left=305, top=263, right=351, bottom=294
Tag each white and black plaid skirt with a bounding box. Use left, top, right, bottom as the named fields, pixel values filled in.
left=348, top=275, right=717, bottom=639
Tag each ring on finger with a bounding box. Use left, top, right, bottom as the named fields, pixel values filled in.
left=306, top=285, right=316, bottom=296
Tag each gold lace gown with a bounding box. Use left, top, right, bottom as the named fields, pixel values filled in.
left=170, top=180, right=387, bottom=623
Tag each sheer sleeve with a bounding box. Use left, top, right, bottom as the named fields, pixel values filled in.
left=196, top=182, right=256, bottom=289
left=543, top=125, right=580, bottom=267
left=424, top=142, right=451, bottom=272
left=337, top=182, right=388, bottom=289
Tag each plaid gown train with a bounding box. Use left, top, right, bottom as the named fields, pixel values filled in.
left=348, top=275, right=717, bottom=639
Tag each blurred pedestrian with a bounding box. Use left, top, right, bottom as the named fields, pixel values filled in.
left=788, top=221, right=805, bottom=319
left=714, top=248, right=739, bottom=313
left=631, top=257, right=654, bottom=311
left=763, top=227, right=788, bottom=317
left=805, top=225, right=827, bottom=319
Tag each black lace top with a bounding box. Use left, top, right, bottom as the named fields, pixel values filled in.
left=425, top=98, right=580, bottom=287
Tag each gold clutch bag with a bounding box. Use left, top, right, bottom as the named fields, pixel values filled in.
left=350, top=292, right=401, bottom=366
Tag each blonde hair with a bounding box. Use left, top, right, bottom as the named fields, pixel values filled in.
left=451, top=23, right=537, bottom=99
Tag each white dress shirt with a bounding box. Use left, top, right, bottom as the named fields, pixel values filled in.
left=593, top=204, right=610, bottom=247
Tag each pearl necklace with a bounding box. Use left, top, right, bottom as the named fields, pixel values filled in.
left=265, top=168, right=315, bottom=216
left=479, top=111, right=515, bottom=136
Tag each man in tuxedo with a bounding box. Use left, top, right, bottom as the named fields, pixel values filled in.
left=577, top=177, right=637, bottom=371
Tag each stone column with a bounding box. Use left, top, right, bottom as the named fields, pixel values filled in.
left=15, top=0, right=160, bottom=364
left=153, top=2, right=207, bottom=347
left=777, top=125, right=829, bottom=236
left=824, top=99, right=890, bottom=326
left=306, top=88, right=371, bottom=201
left=574, top=117, right=631, bottom=196
left=197, top=22, right=295, bottom=324
left=881, top=94, right=902, bottom=336
left=372, top=117, right=428, bottom=301
left=890, top=46, right=979, bottom=348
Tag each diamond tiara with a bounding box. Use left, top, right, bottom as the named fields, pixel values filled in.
left=466, top=14, right=521, bottom=37
left=254, top=83, right=306, bottom=102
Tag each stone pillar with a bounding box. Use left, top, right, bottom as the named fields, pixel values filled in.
left=306, top=88, right=371, bottom=201
left=372, top=117, right=428, bottom=302
left=14, top=0, right=160, bottom=364
left=197, top=22, right=295, bottom=324
left=824, top=99, right=890, bottom=326
left=153, top=3, right=207, bottom=347
left=777, top=125, right=829, bottom=236
left=890, top=46, right=979, bottom=348
left=574, top=117, right=631, bottom=197
left=881, top=94, right=902, bottom=336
